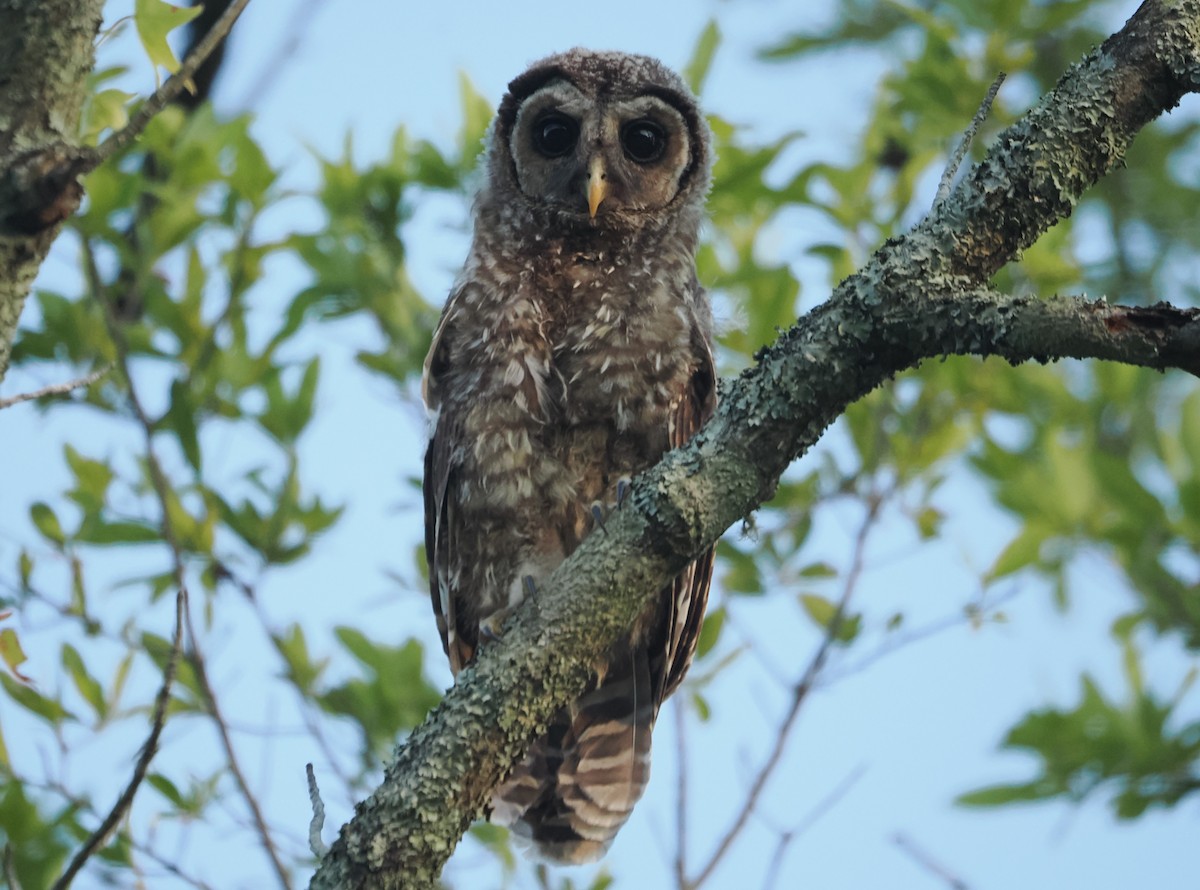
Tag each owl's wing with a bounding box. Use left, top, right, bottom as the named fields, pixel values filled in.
left=659, top=312, right=718, bottom=702
left=423, top=299, right=477, bottom=675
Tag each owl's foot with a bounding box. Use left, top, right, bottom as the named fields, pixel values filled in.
left=479, top=576, right=538, bottom=642
left=616, top=477, right=631, bottom=508
left=588, top=478, right=632, bottom=533
left=477, top=609, right=506, bottom=642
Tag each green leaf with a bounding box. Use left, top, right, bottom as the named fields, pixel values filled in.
left=957, top=782, right=1051, bottom=808
left=81, top=88, right=135, bottom=145
left=135, top=0, right=203, bottom=75
left=272, top=624, right=328, bottom=694
left=62, top=644, right=107, bottom=719
left=30, top=502, right=66, bottom=545
left=167, top=379, right=202, bottom=472
left=0, top=628, right=31, bottom=683
left=799, top=593, right=837, bottom=627
left=683, top=20, right=721, bottom=94
left=696, top=606, right=726, bottom=658
left=64, top=444, right=114, bottom=511
left=0, top=673, right=75, bottom=726
left=319, top=632, right=441, bottom=758
left=147, top=773, right=186, bottom=808
left=76, top=519, right=162, bottom=546
left=457, top=73, right=493, bottom=167
left=797, top=561, right=838, bottom=579
left=799, top=594, right=860, bottom=643
left=985, top=524, right=1045, bottom=584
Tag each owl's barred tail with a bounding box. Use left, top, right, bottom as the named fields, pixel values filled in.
left=491, top=647, right=656, bottom=863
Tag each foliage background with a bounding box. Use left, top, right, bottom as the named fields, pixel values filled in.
left=1, top=0, right=1198, bottom=887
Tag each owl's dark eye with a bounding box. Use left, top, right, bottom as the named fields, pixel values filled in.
left=621, top=119, right=667, bottom=164
left=532, top=113, right=578, bottom=158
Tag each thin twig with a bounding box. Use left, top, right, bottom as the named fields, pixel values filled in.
left=686, top=494, right=885, bottom=890
left=51, top=248, right=191, bottom=890
left=234, top=0, right=328, bottom=109
left=673, top=696, right=689, bottom=889
left=0, top=364, right=111, bottom=410
left=31, top=775, right=216, bottom=890
left=759, top=766, right=866, bottom=890
left=934, top=72, right=1006, bottom=207
left=760, top=766, right=868, bottom=890
left=827, top=585, right=1020, bottom=683
left=82, top=0, right=252, bottom=171
left=306, top=764, right=329, bottom=859
left=185, top=607, right=294, bottom=889
left=48, top=584, right=185, bottom=890
left=893, top=833, right=970, bottom=890
left=4, top=844, right=23, bottom=890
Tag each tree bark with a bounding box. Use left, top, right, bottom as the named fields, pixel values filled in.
left=309, top=1, right=1200, bottom=887
left=0, top=0, right=104, bottom=382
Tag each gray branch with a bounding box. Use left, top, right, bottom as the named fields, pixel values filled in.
left=0, top=0, right=105, bottom=382
left=309, top=1, right=1200, bottom=887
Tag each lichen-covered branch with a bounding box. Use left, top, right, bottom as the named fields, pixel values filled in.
left=310, top=1, right=1200, bottom=886
left=0, top=0, right=105, bottom=382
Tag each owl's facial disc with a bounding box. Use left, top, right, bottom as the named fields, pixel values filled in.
left=510, top=81, right=693, bottom=223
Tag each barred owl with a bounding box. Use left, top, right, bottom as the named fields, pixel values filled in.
left=423, top=48, right=715, bottom=863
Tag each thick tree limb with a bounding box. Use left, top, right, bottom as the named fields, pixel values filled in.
left=0, top=0, right=104, bottom=382
left=311, top=2, right=1200, bottom=886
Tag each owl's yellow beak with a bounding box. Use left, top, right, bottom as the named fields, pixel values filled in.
left=587, top=156, right=607, bottom=218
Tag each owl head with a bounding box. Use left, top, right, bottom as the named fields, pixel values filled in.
left=480, top=49, right=712, bottom=237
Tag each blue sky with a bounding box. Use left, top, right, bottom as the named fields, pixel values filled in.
left=2, top=1, right=1196, bottom=888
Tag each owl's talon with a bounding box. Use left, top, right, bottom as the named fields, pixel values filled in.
left=480, top=607, right=510, bottom=642
left=590, top=501, right=608, bottom=533
left=523, top=575, right=538, bottom=598
left=616, top=477, right=631, bottom=508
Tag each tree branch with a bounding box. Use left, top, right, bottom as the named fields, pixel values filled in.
left=0, top=364, right=110, bottom=410
left=310, top=2, right=1200, bottom=886
left=0, top=0, right=104, bottom=382
left=85, top=0, right=252, bottom=169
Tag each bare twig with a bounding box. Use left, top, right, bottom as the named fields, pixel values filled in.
left=52, top=246, right=191, bottom=890
left=673, top=697, right=689, bottom=888
left=0, top=364, right=111, bottom=410
left=185, top=607, right=294, bottom=888
left=762, top=765, right=866, bottom=890
left=4, top=843, right=23, bottom=890
left=234, top=0, right=328, bottom=109
left=686, top=494, right=885, bottom=889
left=934, top=72, right=1006, bottom=207
left=828, top=585, right=1020, bottom=683
left=307, top=763, right=329, bottom=859
left=82, top=0, right=252, bottom=171
left=50, top=583, right=187, bottom=890
left=893, top=833, right=970, bottom=890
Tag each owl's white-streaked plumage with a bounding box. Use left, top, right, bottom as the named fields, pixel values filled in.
left=423, top=48, right=715, bottom=863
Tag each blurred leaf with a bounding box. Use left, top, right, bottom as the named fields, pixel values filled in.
left=0, top=673, right=74, bottom=725
left=134, top=0, right=203, bottom=75
left=0, top=628, right=31, bottom=683
left=799, top=594, right=860, bottom=643
left=272, top=624, right=329, bottom=694
left=683, top=20, right=721, bottom=94
left=62, top=644, right=106, bottom=720
left=167, top=379, right=202, bottom=471
left=696, top=606, right=726, bottom=658
left=319, top=632, right=441, bottom=761
left=81, top=87, right=135, bottom=145
left=30, top=502, right=66, bottom=545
